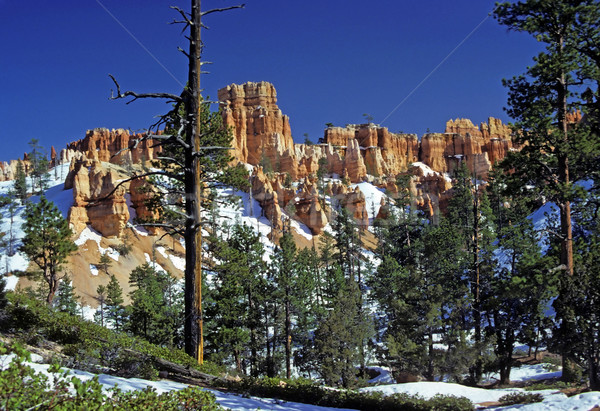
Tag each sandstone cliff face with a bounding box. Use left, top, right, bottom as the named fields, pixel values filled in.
left=66, top=128, right=160, bottom=166
left=219, top=82, right=296, bottom=175
left=418, top=117, right=513, bottom=178
left=66, top=157, right=134, bottom=238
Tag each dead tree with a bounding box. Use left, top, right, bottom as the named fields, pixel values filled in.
left=109, top=0, right=244, bottom=364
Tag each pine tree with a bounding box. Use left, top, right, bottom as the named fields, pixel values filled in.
left=95, top=284, right=107, bottom=327
left=127, top=263, right=183, bottom=346
left=20, top=196, right=77, bottom=303
left=313, top=279, right=368, bottom=388
left=4, top=190, right=18, bottom=257
left=54, top=275, right=79, bottom=316
left=14, top=160, right=27, bottom=203
left=206, top=223, right=267, bottom=375
left=27, top=139, right=50, bottom=196
left=108, top=0, right=246, bottom=363
left=270, top=232, right=297, bottom=379
left=105, top=274, right=124, bottom=331
left=494, top=0, right=600, bottom=380
left=98, top=254, right=112, bottom=276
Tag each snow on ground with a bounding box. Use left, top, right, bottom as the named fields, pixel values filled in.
left=0, top=355, right=356, bottom=411
left=3, top=274, right=19, bottom=291
left=361, top=381, right=521, bottom=404
left=156, top=246, right=169, bottom=259
left=362, top=364, right=600, bottom=410
left=105, top=247, right=120, bottom=261
left=169, top=254, right=186, bottom=271
left=144, top=253, right=169, bottom=273
left=89, top=264, right=99, bottom=276
left=0, top=164, right=75, bottom=277
left=489, top=391, right=600, bottom=411
left=487, top=364, right=562, bottom=384
left=212, top=188, right=277, bottom=258
left=411, top=162, right=436, bottom=177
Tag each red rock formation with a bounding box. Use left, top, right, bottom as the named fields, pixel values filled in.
left=250, top=167, right=283, bottom=231
left=66, top=128, right=160, bottom=166
left=339, top=186, right=369, bottom=228
left=294, top=176, right=327, bottom=235
left=129, top=178, right=159, bottom=235
left=418, top=117, right=513, bottom=178
left=66, top=157, right=129, bottom=238
left=219, top=82, right=296, bottom=174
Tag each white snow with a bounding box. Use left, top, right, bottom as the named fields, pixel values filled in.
left=105, top=247, right=120, bottom=262
left=156, top=246, right=169, bottom=259
left=361, top=364, right=599, bottom=409
left=144, top=253, right=166, bottom=273
left=487, top=364, right=561, bottom=384
left=3, top=274, right=20, bottom=291
left=75, top=226, right=104, bottom=248
left=361, top=381, right=520, bottom=404
left=411, top=162, right=436, bottom=177
left=169, top=254, right=186, bottom=271
left=89, top=264, right=99, bottom=276
left=489, top=391, right=600, bottom=411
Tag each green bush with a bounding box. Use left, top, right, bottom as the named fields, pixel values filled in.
left=227, top=377, right=474, bottom=410
left=0, top=342, right=224, bottom=410
left=524, top=380, right=573, bottom=391
left=499, top=392, right=544, bottom=406
left=2, top=292, right=222, bottom=379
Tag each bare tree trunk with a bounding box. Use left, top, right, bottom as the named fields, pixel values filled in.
left=285, top=292, right=291, bottom=379
left=183, top=0, right=204, bottom=364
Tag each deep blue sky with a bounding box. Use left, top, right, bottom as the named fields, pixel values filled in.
left=0, top=1, right=542, bottom=163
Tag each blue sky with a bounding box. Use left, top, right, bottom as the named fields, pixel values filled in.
left=0, top=1, right=542, bottom=163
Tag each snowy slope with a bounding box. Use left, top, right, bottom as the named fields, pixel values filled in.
left=0, top=163, right=72, bottom=284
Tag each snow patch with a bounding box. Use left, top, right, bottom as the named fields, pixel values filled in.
left=89, top=265, right=99, bottom=276
left=169, top=254, right=186, bottom=271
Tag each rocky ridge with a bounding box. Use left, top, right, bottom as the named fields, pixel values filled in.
left=2, top=81, right=515, bottom=238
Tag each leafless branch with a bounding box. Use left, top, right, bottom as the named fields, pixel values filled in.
left=88, top=170, right=184, bottom=206
left=201, top=4, right=245, bottom=17
left=135, top=222, right=186, bottom=237
left=177, top=46, right=190, bottom=59
left=109, top=75, right=182, bottom=104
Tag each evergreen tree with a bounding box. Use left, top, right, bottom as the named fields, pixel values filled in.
left=292, top=246, right=321, bottom=377
left=317, top=232, right=345, bottom=308
left=98, top=254, right=112, bottom=276
left=105, top=274, right=125, bottom=331
left=494, top=0, right=600, bottom=380
left=313, top=279, right=368, bottom=388
left=4, top=190, right=19, bottom=257
left=331, top=207, right=361, bottom=282
left=206, top=223, right=267, bottom=375
left=270, top=232, right=297, bottom=379
left=270, top=231, right=316, bottom=379
left=20, top=196, right=77, bottom=303
left=27, top=139, right=50, bottom=196
left=95, top=284, right=107, bottom=327
left=127, top=263, right=183, bottom=347
left=13, top=159, right=27, bottom=203
left=54, top=275, right=79, bottom=316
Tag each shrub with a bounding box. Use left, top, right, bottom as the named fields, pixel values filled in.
left=499, top=392, right=544, bottom=406
left=2, top=292, right=222, bottom=379
left=227, top=377, right=474, bottom=410
left=0, top=342, right=224, bottom=410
